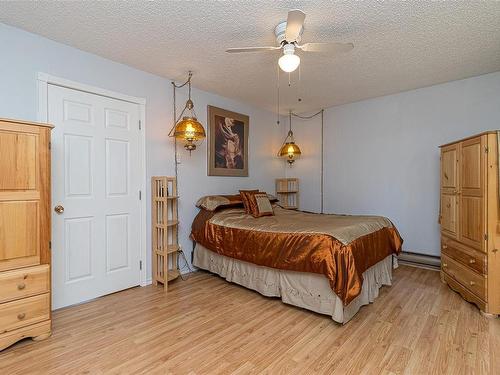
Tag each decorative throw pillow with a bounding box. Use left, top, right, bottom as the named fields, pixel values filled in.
left=248, top=192, right=275, bottom=218
left=196, top=194, right=243, bottom=211
left=239, top=189, right=259, bottom=214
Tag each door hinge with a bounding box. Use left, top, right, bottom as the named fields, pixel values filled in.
left=49, top=141, right=51, bottom=150
left=139, top=260, right=143, bottom=270
left=484, top=234, right=488, bottom=241
left=49, top=241, right=52, bottom=250
left=139, top=120, right=142, bottom=130
left=139, top=190, right=142, bottom=200
left=485, top=146, right=489, bottom=153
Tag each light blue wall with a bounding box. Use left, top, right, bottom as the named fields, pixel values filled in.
left=321, top=72, right=500, bottom=256
left=0, top=23, right=282, bottom=278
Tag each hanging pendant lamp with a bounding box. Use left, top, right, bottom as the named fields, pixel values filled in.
left=169, top=72, right=206, bottom=154
left=278, top=111, right=302, bottom=165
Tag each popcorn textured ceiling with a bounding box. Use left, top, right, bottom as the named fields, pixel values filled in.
left=1, top=1, right=499, bottom=113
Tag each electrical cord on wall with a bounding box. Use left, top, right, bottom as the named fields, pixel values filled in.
left=171, top=74, right=193, bottom=280
left=290, top=109, right=325, bottom=213
left=176, top=248, right=195, bottom=280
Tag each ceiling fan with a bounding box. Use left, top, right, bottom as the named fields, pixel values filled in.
left=226, top=9, right=354, bottom=73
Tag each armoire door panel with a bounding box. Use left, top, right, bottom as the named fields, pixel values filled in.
left=441, top=193, right=458, bottom=239
left=441, top=145, right=458, bottom=191
left=0, top=131, right=38, bottom=191
left=0, top=201, right=40, bottom=270
left=461, top=137, right=484, bottom=196
left=460, top=196, right=484, bottom=251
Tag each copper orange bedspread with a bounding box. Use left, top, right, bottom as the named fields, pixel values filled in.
left=191, top=207, right=402, bottom=305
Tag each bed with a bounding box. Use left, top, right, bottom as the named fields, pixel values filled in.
left=191, top=203, right=402, bottom=323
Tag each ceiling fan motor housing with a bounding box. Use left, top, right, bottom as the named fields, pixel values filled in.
left=274, top=21, right=303, bottom=45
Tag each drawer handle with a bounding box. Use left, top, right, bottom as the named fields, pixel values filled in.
left=470, top=281, right=476, bottom=286
left=442, top=263, right=448, bottom=267
left=17, top=313, right=26, bottom=320
left=17, top=283, right=26, bottom=290
left=442, top=245, right=448, bottom=249
left=469, top=259, right=476, bottom=264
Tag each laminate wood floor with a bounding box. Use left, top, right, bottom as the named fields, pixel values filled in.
left=1, top=266, right=499, bottom=374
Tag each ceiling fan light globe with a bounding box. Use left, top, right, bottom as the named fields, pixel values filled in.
left=278, top=53, right=300, bottom=73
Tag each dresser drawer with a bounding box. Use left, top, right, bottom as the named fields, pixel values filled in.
left=0, top=294, right=50, bottom=334
left=442, top=272, right=486, bottom=311
left=441, top=237, right=486, bottom=275
left=442, top=254, right=485, bottom=300
left=0, top=265, right=49, bottom=304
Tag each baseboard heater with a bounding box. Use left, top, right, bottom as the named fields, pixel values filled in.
left=397, top=251, right=441, bottom=271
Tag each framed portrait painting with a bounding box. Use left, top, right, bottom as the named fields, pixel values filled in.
left=207, top=105, right=249, bottom=176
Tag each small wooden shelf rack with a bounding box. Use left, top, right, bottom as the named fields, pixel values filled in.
left=152, top=176, right=180, bottom=291
left=275, top=178, right=299, bottom=209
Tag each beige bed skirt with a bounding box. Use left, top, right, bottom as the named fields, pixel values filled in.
left=193, top=243, right=397, bottom=324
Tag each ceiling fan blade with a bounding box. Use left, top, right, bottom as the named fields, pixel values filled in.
left=225, top=46, right=281, bottom=53
left=298, top=42, right=354, bottom=53
left=285, top=9, right=306, bottom=42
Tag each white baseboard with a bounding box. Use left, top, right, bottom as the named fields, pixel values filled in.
left=397, top=251, right=440, bottom=271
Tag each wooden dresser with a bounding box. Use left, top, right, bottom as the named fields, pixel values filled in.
left=440, top=132, right=500, bottom=316
left=0, top=118, right=53, bottom=350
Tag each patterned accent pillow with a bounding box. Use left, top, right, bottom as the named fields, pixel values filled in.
left=196, top=195, right=243, bottom=211
left=239, top=189, right=259, bottom=214
left=248, top=192, right=274, bottom=218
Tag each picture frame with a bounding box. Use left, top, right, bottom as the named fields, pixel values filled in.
left=207, top=105, right=249, bottom=177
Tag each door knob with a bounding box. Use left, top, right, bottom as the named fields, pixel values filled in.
left=54, top=205, right=65, bottom=214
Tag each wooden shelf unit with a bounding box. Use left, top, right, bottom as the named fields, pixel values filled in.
left=275, top=178, right=299, bottom=209
left=152, top=176, right=180, bottom=291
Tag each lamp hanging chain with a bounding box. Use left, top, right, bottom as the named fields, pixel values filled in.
left=287, top=109, right=325, bottom=213
left=290, top=110, right=323, bottom=119
left=168, top=71, right=193, bottom=137
left=171, top=81, right=180, bottom=255
left=188, top=73, right=192, bottom=101
left=321, top=109, right=324, bottom=214
left=169, top=71, right=194, bottom=257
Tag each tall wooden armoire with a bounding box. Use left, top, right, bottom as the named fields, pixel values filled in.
left=0, top=118, right=53, bottom=350
left=440, top=132, right=500, bottom=316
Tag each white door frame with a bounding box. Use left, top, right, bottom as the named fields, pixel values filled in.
left=37, top=72, right=148, bottom=287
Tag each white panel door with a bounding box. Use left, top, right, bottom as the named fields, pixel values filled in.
left=49, top=84, right=142, bottom=309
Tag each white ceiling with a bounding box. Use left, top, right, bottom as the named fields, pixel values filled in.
left=1, top=1, right=499, bottom=113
